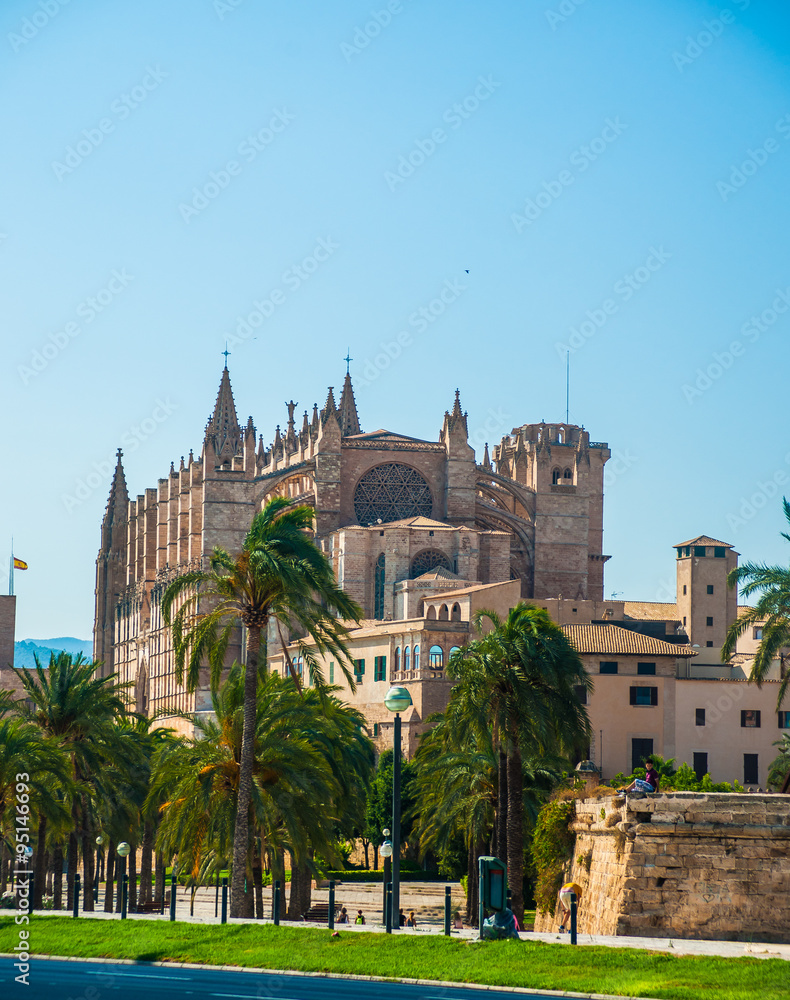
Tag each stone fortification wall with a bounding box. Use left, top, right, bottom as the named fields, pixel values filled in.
left=534, top=792, right=790, bottom=942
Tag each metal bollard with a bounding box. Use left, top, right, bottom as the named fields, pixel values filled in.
left=221, top=877, right=228, bottom=924
left=444, top=885, right=451, bottom=936
left=273, top=880, right=281, bottom=926
left=72, top=874, right=80, bottom=919
left=169, top=873, right=177, bottom=922
left=328, top=880, right=335, bottom=930
left=570, top=892, right=577, bottom=946
left=121, top=875, right=128, bottom=920
left=385, top=883, right=392, bottom=934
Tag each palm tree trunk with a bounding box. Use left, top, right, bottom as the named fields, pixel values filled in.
left=103, top=840, right=115, bottom=912
left=497, top=748, right=508, bottom=861
left=33, top=814, right=47, bottom=910
left=53, top=844, right=63, bottom=910
left=81, top=831, right=95, bottom=911
left=506, top=737, right=525, bottom=925
left=299, top=854, right=313, bottom=917
left=286, top=852, right=301, bottom=919
left=128, top=843, right=137, bottom=912
left=66, top=831, right=78, bottom=911
left=46, top=851, right=52, bottom=896
left=139, top=824, right=153, bottom=906
left=154, top=850, right=164, bottom=907
left=230, top=624, right=263, bottom=918
left=252, top=838, right=263, bottom=919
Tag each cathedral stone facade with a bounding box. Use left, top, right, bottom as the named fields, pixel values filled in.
left=93, top=365, right=611, bottom=734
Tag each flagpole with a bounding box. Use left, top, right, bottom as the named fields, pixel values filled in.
left=9, top=537, right=13, bottom=597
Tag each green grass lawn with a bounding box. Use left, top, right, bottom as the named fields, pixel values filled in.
left=0, top=916, right=786, bottom=1000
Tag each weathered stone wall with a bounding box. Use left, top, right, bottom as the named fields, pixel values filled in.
left=534, top=792, right=790, bottom=942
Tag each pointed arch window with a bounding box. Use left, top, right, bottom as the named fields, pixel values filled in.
left=552, top=468, right=561, bottom=485
left=374, top=553, right=385, bottom=619
left=563, top=468, right=572, bottom=480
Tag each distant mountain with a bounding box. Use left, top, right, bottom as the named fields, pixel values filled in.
left=13, top=638, right=93, bottom=670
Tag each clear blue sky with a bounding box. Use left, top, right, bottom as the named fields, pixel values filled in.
left=3, top=0, right=790, bottom=641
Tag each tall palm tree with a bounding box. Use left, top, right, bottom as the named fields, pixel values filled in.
left=13, top=652, right=136, bottom=911
left=448, top=603, right=591, bottom=924
left=723, top=497, right=790, bottom=709
left=149, top=665, right=372, bottom=916
left=161, top=497, right=362, bottom=917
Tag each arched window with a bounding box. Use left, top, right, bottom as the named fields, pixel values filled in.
left=426, top=606, right=437, bottom=620
left=552, top=468, right=561, bottom=485
left=410, top=549, right=453, bottom=579
left=413, top=645, right=420, bottom=670
left=451, top=603, right=461, bottom=622
left=438, top=604, right=449, bottom=621
left=404, top=645, right=411, bottom=670
left=395, top=646, right=401, bottom=672
left=449, top=646, right=461, bottom=657
left=563, top=467, right=572, bottom=480
left=429, top=645, right=444, bottom=669
left=374, top=553, right=385, bottom=619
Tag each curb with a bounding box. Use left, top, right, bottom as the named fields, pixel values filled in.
left=0, top=952, right=661, bottom=1000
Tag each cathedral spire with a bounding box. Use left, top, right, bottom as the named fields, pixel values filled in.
left=103, top=448, right=128, bottom=529
left=338, top=372, right=361, bottom=436
left=321, top=386, right=338, bottom=423
left=482, top=442, right=492, bottom=472
left=445, top=387, right=468, bottom=437
left=204, top=366, right=242, bottom=464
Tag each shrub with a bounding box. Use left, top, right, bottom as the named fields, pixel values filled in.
left=531, top=798, right=575, bottom=915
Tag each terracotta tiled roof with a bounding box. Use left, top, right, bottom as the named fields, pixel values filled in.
left=623, top=601, right=679, bottom=621
left=674, top=535, right=732, bottom=548
left=561, top=623, right=697, bottom=657
left=378, top=516, right=454, bottom=529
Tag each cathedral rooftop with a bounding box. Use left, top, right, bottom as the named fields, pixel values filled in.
left=345, top=429, right=434, bottom=444
left=413, top=566, right=459, bottom=581
left=376, top=516, right=455, bottom=529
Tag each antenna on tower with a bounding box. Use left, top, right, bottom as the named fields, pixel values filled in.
left=565, top=350, right=570, bottom=424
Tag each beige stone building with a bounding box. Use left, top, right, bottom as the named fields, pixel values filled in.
left=93, top=364, right=611, bottom=735
left=90, top=364, right=787, bottom=786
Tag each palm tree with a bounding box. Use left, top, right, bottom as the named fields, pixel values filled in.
left=448, top=603, right=591, bottom=924
left=723, top=498, right=790, bottom=709
left=13, top=652, right=136, bottom=911
left=149, top=664, right=373, bottom=917
left=161, top=497, right=362, bottom=917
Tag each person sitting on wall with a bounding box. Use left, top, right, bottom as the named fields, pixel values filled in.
left=620, top=758, right=659, bottom=795
left=558, top=881, right=583, bottom=933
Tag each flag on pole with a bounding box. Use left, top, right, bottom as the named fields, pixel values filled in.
left=13, top=558, right=27, bottom=570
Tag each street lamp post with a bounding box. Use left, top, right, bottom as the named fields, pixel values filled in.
left=384, top=685, right=412, bottom=930
left=95, top=835, right=105, bottom=904
left=379, top=829, right=392, bottom=926
left=116, top=842, right=131, bottom=917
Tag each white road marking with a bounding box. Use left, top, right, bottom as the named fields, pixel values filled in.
left=86, top=971, right=192, bottom=980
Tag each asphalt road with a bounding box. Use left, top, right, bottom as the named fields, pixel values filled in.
left=1, top=958, right=560, bottom=1000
